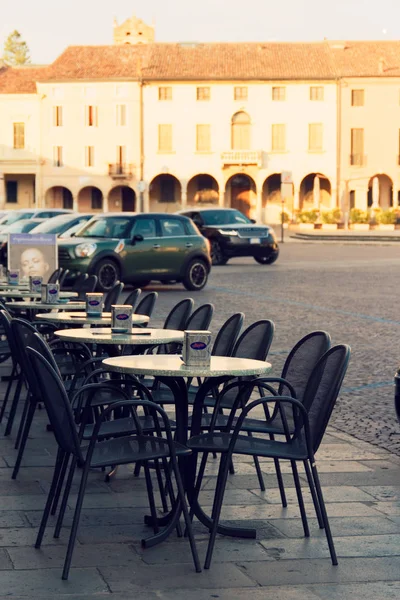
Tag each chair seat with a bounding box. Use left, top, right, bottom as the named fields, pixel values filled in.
left=83, top=415, right=158, bottom=439
left=86, top=435, right=191, bottom=468
left=187, top=432, right=308, bottom=460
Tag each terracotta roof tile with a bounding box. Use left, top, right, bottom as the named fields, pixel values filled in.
left=2, top=40, right=400, bottom=94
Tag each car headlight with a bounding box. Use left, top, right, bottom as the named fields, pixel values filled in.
left=75, top=243, right=97, bottom=258
left=218, top=229, right=238, bottom=236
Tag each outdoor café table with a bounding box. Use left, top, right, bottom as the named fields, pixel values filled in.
left=36, top=311, right=149, bottom=326
left=101, top=353, right=272, bottom=547
left=5, top=301, right=86, bottom=311
left=55, top=327, right=184, bottom=347
left=1, top=290, right=77, bottom=299
left=0, top=282, right=29, bottom=290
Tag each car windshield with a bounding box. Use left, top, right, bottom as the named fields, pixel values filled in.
left=0, top=212, right=34, bottom=227
left=4, top=220, right=42, bottom=233
left=30, top=216, right=74, bottom=234
left=77, top=217, right=133, bottom=238
left=200, top=209, right=251, bottom=226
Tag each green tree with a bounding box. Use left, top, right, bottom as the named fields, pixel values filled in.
left=2, top=30, right=31, bottom=66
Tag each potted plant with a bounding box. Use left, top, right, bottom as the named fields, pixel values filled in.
left=279, top=211, right=290, bottom=229
left=378, top=209, right=396, bottom=231
left=350, top=208, right=369, bottom=231
left=321, top=209, right=342, bottom=231
left=297, top=209, right=319, bottom=230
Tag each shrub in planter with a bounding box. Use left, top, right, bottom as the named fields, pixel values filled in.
left=350, top=208, right=369, bottom=224
left=280, top=211, right=290, bottom=224
left=379, top=209, right=396, bottom=225
left=298, top=209, right=319, bottom=223
left=321, top=209, right=342, bottom=224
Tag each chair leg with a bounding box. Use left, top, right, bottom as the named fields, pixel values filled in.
left=161, top=456, right=182, bottom=538
left=154, top=459, right=169, bottom=513
left=12, top=401, right=36, bottom=480
left=187, top=451, right=209, bottom=529
left=51, top=452, right=70, bottom=516
left=311, top=461, right=338, bottom=565
left=54, top=456, right=76, bottom=539
left=35, top=449, right=65, bottom=549
left=15, top=394, right=30, bottom=450
left=62, top=460, right=90, bottom=580
left=4, top=374, right=24, bottom=436
left=204, top=453, right=230, bottom=569
left=171, top=458, right=201, bottom=573
left=144, top=462, right=159, bottom=534
left=273, top=458, right=287, bottom=507
left=134, top=461, right=142, bottom=477
left=303, top=460, right=324, bottom=529
left=247, top=432, right=265, bottom=491
left=291, top=460, right=309, bottom=538
left=0, top=363, right=17, bottom=424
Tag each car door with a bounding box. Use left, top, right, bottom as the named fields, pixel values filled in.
left=156, top=217, right=194, bottom=276
left=124, top=217, right=160, bottom=278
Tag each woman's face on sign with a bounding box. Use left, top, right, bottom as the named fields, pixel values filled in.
left=20, top=248, right=50, bottom=277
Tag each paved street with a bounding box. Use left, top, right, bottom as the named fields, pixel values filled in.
left=0, top=240, right=399, bottom=599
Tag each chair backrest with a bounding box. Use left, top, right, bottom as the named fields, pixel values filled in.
left=232, top=319, right=274, bottom=361
left=72, top=273, right=88, bottom=292
left=279, top=331, right=331, bottom=402
left=76, top=275, right=98, bottom=301
left=58, top=269, right=70, bottom=290
left=104, top=282, right=124, bottom=312
left=212, top=313, right=244, bottom=357
left=26, top=348, right=82, bottom=459
left=164, top=298, right=194, bottom=331
left=124, top=289, right=141, bottom=309
left=0, top=310, right=14, bottom=358
left=185, top=303, right=214, bottom=332
left=11, top=319, right=60, bottom=382
left=301, top=344, right=351, bottom=452
left=48, top=268, right=61, bottom=284
left=134, top=292, right=158, bottom=318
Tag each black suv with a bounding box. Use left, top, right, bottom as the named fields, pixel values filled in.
left=178, top=208, right=279, bottom=266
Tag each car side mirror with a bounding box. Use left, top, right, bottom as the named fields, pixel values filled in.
left=132, top=234, right=144, bottom=243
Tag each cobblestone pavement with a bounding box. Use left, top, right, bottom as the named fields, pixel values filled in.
left=0, top=241, right=399, bottom=599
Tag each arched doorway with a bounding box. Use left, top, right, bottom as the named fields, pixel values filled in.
left=262, top=174, right=294, bottom=224
left=225, top=174, right=256, bottom=217
left=77, top=186, right=103, bottom=212
left=45, top=186, right=73, bottom=209
left=187, top=174, right=219, bottom=205
left=299, top=173, right=331, bottom=210
left=149, top=174, right=181, bottom=209
left=108, top=186, right=136, bottom=212
left=231, top=112, right=251, bottom=150
left=367, top=174, right=393, bottom=208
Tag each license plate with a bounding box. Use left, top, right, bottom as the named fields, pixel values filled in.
left=250, top=238, right=260, bottom=244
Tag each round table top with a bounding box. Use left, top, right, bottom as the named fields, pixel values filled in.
left=1, top=291, right=77, bottom=299
left=55, top=327, right=184, bottom=345
left=6, top=301, right=86, bottom=311
left=0, top=282, right=29, bottom=290
left=102, top=354, right=272, bottom=378
left=36, top=311, right=149, bottom=326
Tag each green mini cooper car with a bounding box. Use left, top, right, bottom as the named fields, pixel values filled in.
left=58, top=213, right=212, bottom=292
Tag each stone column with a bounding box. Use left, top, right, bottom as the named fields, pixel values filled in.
left=181, top=190, right=187, bottom=209
left=218, top=181, right=225, bottom=207
left=73, top=194, right=79, bottom=212
left=103, top=193, right=109, bottom=214
left=255, top=187, right=263, bottom=223
left=293, top=187, right=300, bottom=211
left=143, top=189, right=150, bottom=213
left=0, top=171, right=5, bottom=210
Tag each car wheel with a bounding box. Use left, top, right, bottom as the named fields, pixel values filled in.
left=183, top=259, right=209, bottom=291
left=210, top=241, right=228, bottom=266
left=94, top=258, right=121, bottom=292
left=254, top=253, right=279, bottom=265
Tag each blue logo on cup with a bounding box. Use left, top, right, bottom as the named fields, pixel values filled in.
left=190, top=341, right=207, bottom=350
left=49, top=288, right=57, bottom=294
left=32, top=279, right=41, bottom=285
left=10, top=273, right=17, bottom=278
left=89, top=300, right=100, bottom=306
left=116, top=314, right=129, bottom=320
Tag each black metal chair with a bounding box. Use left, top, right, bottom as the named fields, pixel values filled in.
left=187, top=344, right=351, bottom=569
left=0, top=310, right=22, bottom=432
left=185, top=303, right=214, bottom=331
left=76, top=275, right=98, bottom=301
left=71, top=273, right=88, bottom=292
left=124, top=288, right=142, bottom=309
left=104, top=282, right=124, bottom=312
left=134, top=292, right=158, bottom=322
left=58, top=269, right=70, bottom=290
left=48, top=268, right=62, bottom=284
left=27, top=347, right=201, bottom=579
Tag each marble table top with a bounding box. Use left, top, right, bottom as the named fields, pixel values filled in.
left=0, top=291, right=77, bottom=299
left=55, top=327, right=184, bottom=345
left=6, top=301, right=86, bottom=311
left=102, top=354, right=272, bottom=378
left=36, top=311, right=149, bottom=326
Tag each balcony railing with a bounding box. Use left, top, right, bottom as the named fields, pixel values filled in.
left=221, top=150, right=262, bottom=167
left=350, top=154, right=367, bottom=167
left=108, top=163, right=134, bottom=178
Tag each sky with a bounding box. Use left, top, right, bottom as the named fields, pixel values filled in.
left=0, top=0, right=398, bottom=65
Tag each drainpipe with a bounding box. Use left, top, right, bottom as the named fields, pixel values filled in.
left=138, top=61, right=145, bottom=213
left=336, top=77, right=342, bottom=212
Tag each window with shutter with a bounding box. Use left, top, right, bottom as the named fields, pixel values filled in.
left=272, top=87, right=286, bottom=101
left=271, top=124, right=286, bottom=151
left=310, top=86, right=324, bottom=101
left=196, top=124, right=211, bottom=152
left=350, top=128, right=365, bottom=165
left=231, top=112, right=251, bottom=150
left=53, top=106, right=63, bottom=126
left=158, top=87, right=172, bottom=100
left=13, top=123, right=25, bottom=149
left=116, top=104, right=126, bottom=126
left=196, top=87, right=210, bottom=100
left=234, top=87, right=248, bottom=100
left=86, top=105, right=98, bottom=126
left=308, top=123, right=323, bottom=151
left=85, top=146, right=95, bottom=167
left=53, top=146, right=63, bottom=167
left=158, top=125, right=173, bottom=152
left=351, top=90, right=364, bottom=106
